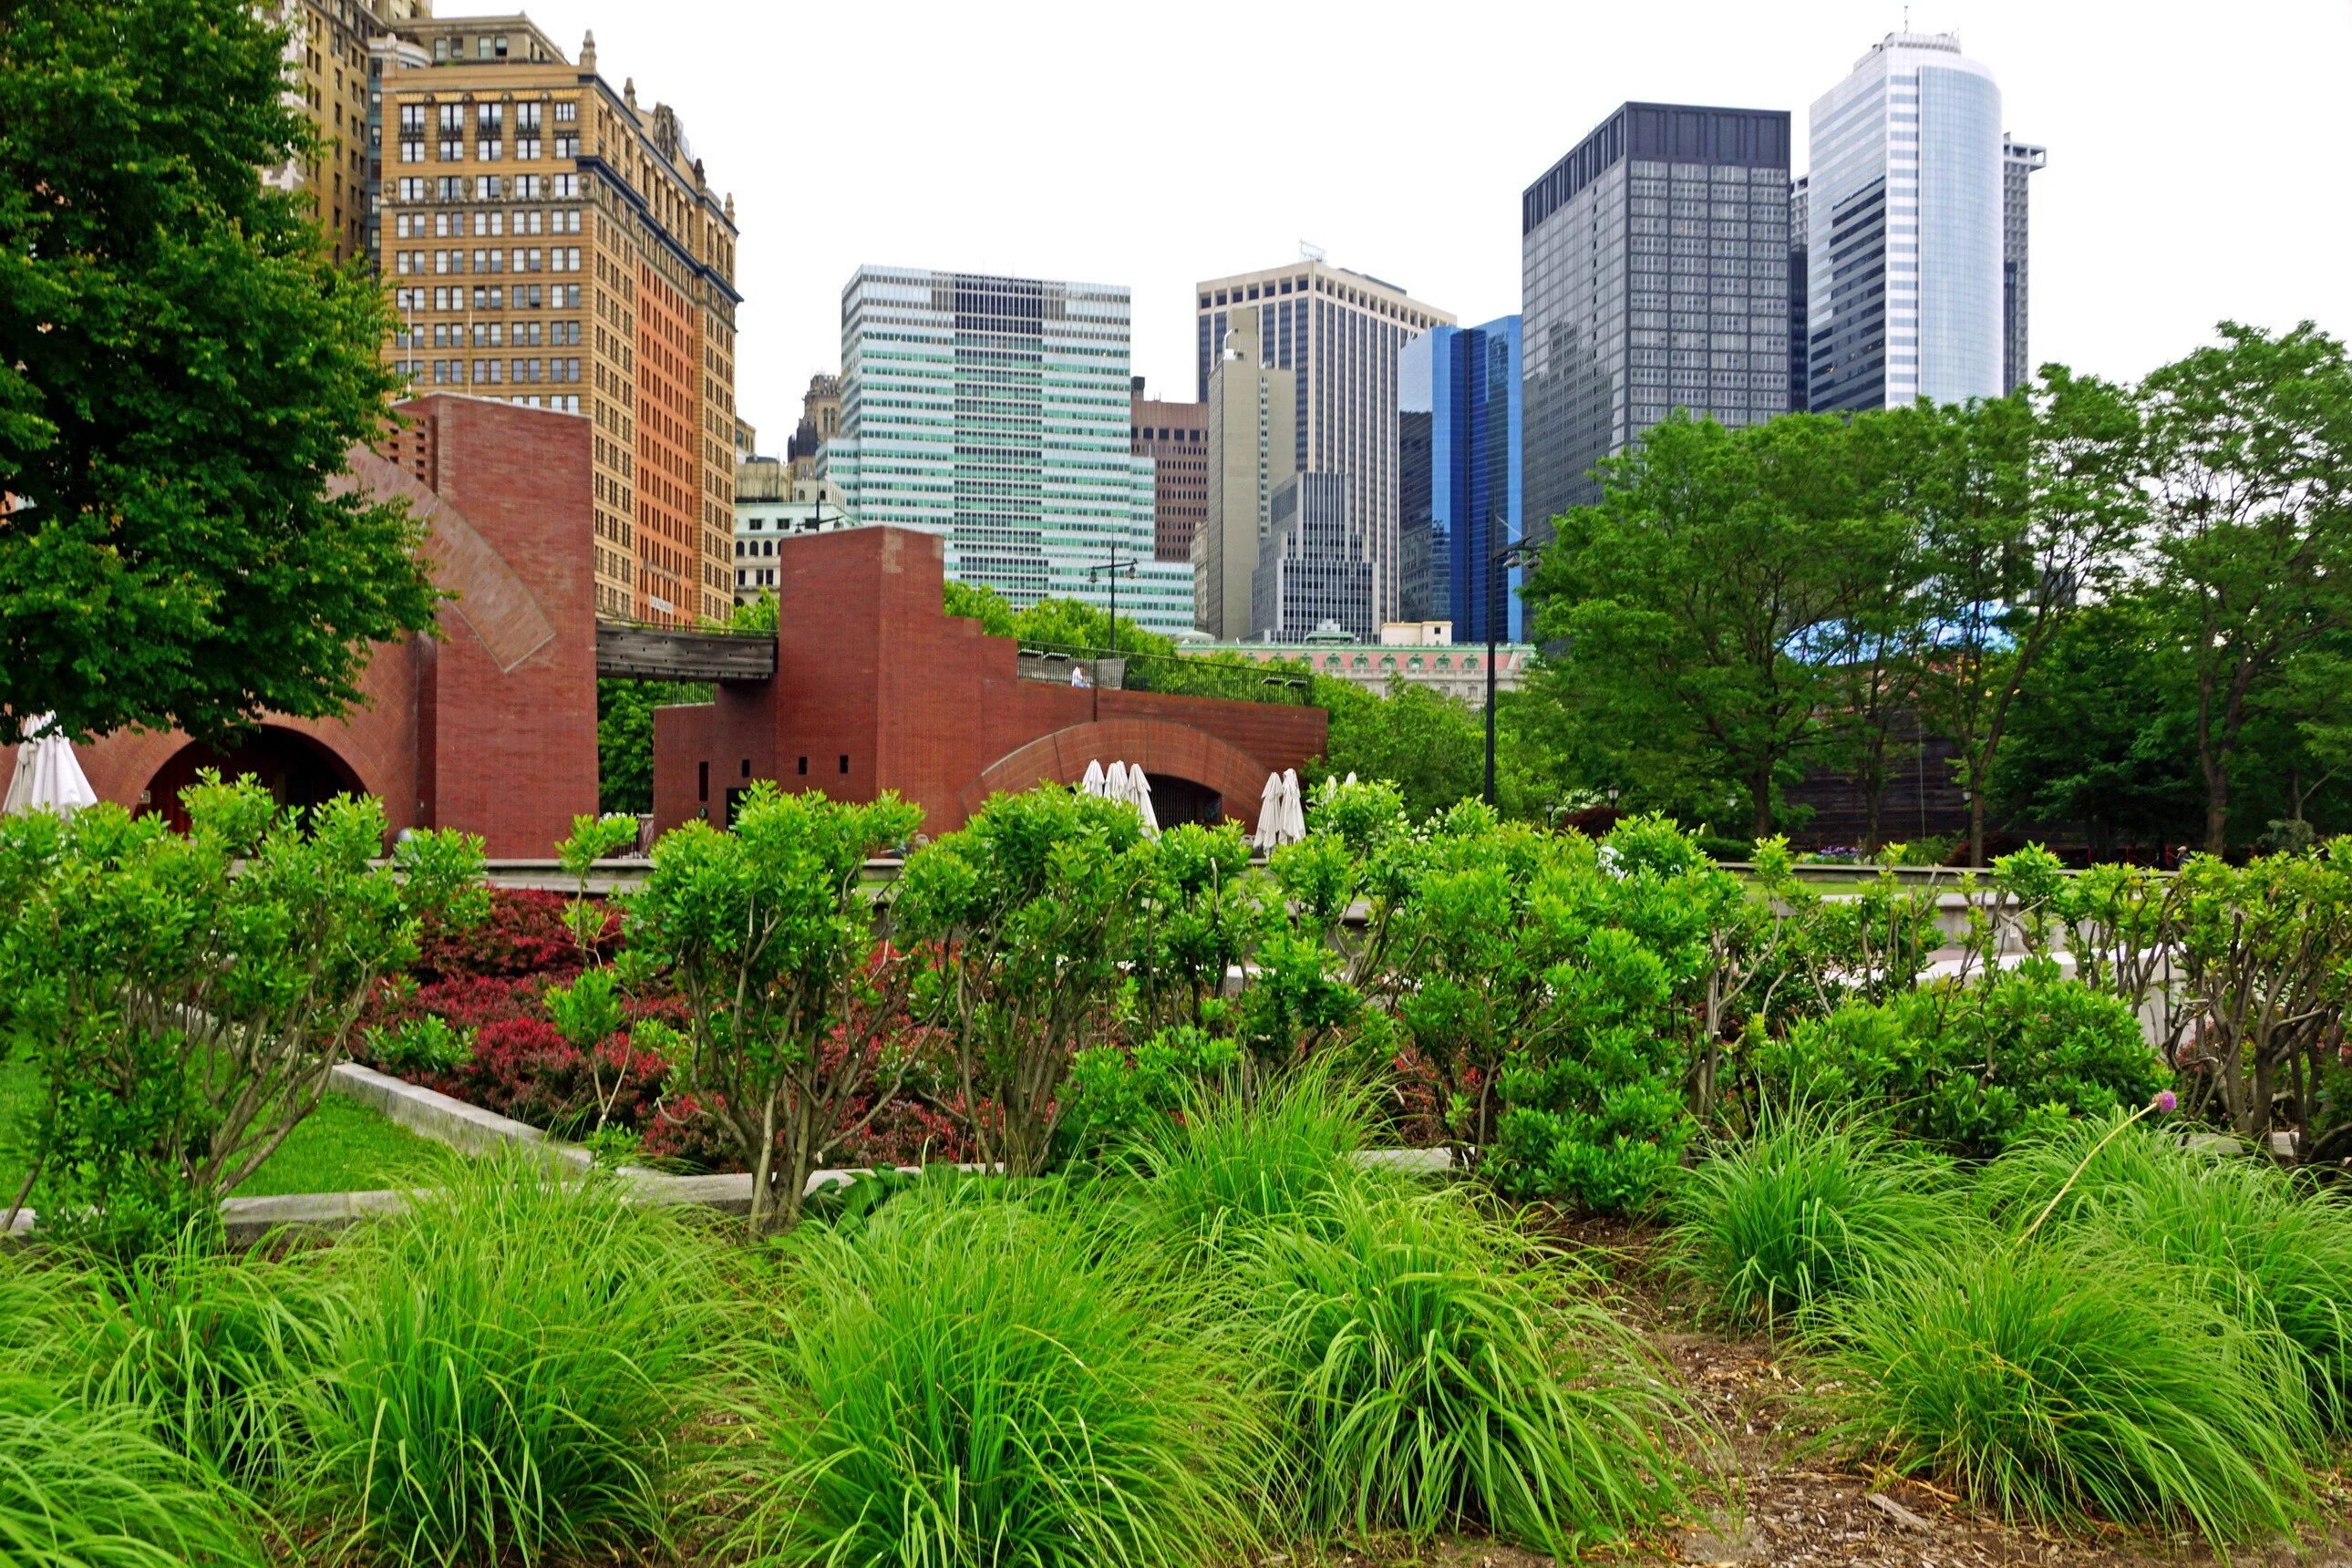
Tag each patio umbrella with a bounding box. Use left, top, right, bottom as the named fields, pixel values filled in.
left=3, top=715, right=98, bottom=817
left=1130, top=769, right=1159, bottom=836
left=1080, top=758, right=1106, bottom=798
left=1345, top=771, right=1359, bottom=786
left=1280, top=768, right=1306, bottom=844
left=1103, top=760, right=1130, bottom=806
left=1253, top=771, right=1284, bottom=850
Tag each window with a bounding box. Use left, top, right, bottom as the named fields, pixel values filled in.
left=433, top=36, right=448, bottom=61
left=515, top=139, right=539, bottom=160
left=554, top=99, right=576, bottom=123
left=552, top=173, right=577, bottom=198
left=473, top=175, right=500, bottom=200
left=797, top=757, right=808, bottom=777
left=472, top=210, right=501, bottom=236
left=516, top=102, right=542, bottom=132
left=436, top=176, right=461, bottom=200
left=397, top=176, right=424, bottom=201
left=476, top=36, right=492, bottom=59
left=838, top=756, right=850, bottom=775
left=438, top=103, right=462, bottom=134
left=552, top=133, right=577, bottom=158
left=399, top=139, right=423, bottom=163
left=513, top=174, right=542, bottom=199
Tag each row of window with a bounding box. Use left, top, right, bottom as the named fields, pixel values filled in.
left=397, top=357, right=584, bottom=385
left=400, top=134, right=578, bottom=163
left=392, top=210, right=583, bottom=238
left=392, top=174, right=581, bottom=203
left=392, top=247, right=583, bottom=275
left=394, top=321, right=583, bottom=349
left=392, top=284, right=583, bottom=312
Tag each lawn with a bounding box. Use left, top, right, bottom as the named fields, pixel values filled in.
left=0, top=1054, right=442, bottom=1202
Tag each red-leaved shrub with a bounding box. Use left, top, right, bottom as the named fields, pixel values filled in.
left=414, top=888, right=618, bottom=983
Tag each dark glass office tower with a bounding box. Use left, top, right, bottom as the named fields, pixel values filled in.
left=1520, top=103, right=1792, bottom=535
left=1398, top=316, right=1523, bottom=641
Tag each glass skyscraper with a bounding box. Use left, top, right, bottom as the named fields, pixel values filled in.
left=1520, top=103, right=1793, bottom=534
left=1398, top=316, right=1523, bottom=643
left=822, top=265, right=1193, bottom=634
left=1807, top=33, right=2012, bottom=414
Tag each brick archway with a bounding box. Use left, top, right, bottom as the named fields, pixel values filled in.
left=956, top=717, right=1281, bottom=831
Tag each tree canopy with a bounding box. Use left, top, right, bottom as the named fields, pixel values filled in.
left=0, top=0, right=437, bottom=745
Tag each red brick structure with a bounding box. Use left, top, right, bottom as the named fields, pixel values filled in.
left=75, top=397, right=601, bottom=859
left=651, top=527, right=1326, bottom=841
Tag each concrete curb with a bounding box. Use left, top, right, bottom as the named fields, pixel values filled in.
left=328, top=1061, right=591, bottom=1170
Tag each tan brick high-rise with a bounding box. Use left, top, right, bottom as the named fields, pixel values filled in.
left=373, top=24, right=739, bottom=625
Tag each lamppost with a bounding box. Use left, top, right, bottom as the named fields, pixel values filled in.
left=1084, top=552, right=1139, bottom=723
left=1484, top=521, right=1538, bottom=809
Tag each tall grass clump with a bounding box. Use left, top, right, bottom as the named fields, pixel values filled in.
left=1668, top=1109, right=1974, bottom=1328
left=1822, top=1239, right=2317, bottom=1544
left=1130, top=1065, right=1377, bottom=1252
left=1244, top=1181, right=1689, bottom=1559
left=295, top=1153, right=732, bottom=1567
left=0, top=1369, right=261, bottom=1567
left=732, top=1190, right=1261, bottom=1568
left=1979, top=1114, right=2352, bottom=1428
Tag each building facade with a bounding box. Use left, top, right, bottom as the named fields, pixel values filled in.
left=1807, top=32, right=2009, bottom=414
left=786, top=372, right=841, bottom=480
left=1130, top=380, right=1207, bottom=564
left=268, top=0, right=437, bottom=266
left=2002, top=139, right=2046, bottom=394
left=821, top=267, right=1193, bottom=634
left=1521, top=102, right=1794, bottom=532
left=734, top=464, right=852, bottom=602
left=1398, top=315, right=1524, bottom=642
left=1788, top=176, right=1810, bottom=412
left=1196, top=318, right=1297, bottom=640
left=1253, top=474, right=1374, bottom=643
left=1182, top=637, right=1534, bottom=704
left=375, top=28, right=741, bottom=625
left=1195, top=261, right=1451, bottom=622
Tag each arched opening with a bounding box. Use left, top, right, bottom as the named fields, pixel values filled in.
left=138, top=727, right=365, bottom=832
left=1143, top=773, right=1221, bottom=829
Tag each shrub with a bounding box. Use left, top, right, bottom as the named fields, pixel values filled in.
left=0, top=777, right=484, bottom=1255
left=1668, top=1109, right=1974, bottom=1327
left=1757, top=966, right=2163, bottom=1158
left=1242, top=1181, right=1689, bottom=1557
left=295, top=1154, right=729, bottom=1566
left=0, top=1369, right=261, bottom=1568
left=1979, top=1116, right=2352, bottom=1428
left=413, top=887, right=612, bottom=983
left=362, top=1015, right=474, bottom=1077
left=1821, top=1239, right=2316, bottom=1544
left=614, top=788, right=924, bottom=1231
left=731, top=1193, right=1260, bottom=1568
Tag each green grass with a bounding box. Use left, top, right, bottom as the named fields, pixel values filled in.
left=293, top=1152, right=733, bottom=1567
left=1667, top=1107, right=1976, bottom=1328
left=1239, top=1181, right=1692, bottom=1559
left=1820, top=1238, right=2318, bottom=1545
left=731, top=1187, right=1263, bottom=1568
left=0, top=1056, right=441, bottom=1205
left=1129, top=1065, right=1379, bottom=1253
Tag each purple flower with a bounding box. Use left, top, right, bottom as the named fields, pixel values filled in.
left=2151, top=1089, right=2178, bottom=1114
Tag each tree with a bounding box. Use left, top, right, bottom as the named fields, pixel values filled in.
left=0, top=0, right=438, bottom=745
left=2141, top=323, right=2352, bottom=855
left=1310, top=678, right=1490, bottom=820
left=1525, top=413, right=1903, bottom=840
left=1883, top=371, right=2143, bottom=864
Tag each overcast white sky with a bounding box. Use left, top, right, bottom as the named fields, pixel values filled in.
left=441, top=0, right=2352, bottom=439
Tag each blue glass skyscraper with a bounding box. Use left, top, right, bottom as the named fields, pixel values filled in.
left=1398, top=316, right=1523, bottom=643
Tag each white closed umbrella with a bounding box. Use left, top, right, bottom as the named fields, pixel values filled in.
left=1080, top=758, right=1106, bottom=798
left=1253, top=771, right=1284, bottom=850
left=1103, top=759, right=1130, bottom=806
left=1280, top=768, right=1306, bottom=844
left=4, top=715, right=98, bottom=818
left=1130, top=769, right=1159, bottom=836
left=1344, top=771, right=1359, bottom=787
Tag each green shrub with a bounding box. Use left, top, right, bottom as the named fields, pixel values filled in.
left=1668, top=1109, right=1974, bottom=1327
left=0, top=1370, right=262, bottom=1568
left=1242, top=1181, right=1689, bottom=1557
left=1980, top=1116, right=2352, bottom=1428
left=295, top=1155, right=728, bottom=1566
left=362, top=1015, right=475, bottom=1077
left=732, top=1192, right=1260, bottom=1568
left=1757, top=966, right=2163, bottom=1157
left=1059, top=1024, right=1243, bottom=1161
left=1821, top=1240, right=2316, bottom=1544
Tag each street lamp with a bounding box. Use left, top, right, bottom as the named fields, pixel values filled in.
left=1484, top=521, right=1539, bottom=809
left=1083, top=551, right=1139, bottom=721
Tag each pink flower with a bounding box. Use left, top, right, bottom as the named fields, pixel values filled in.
left=2151, top=1089, right=2178, bottom=1114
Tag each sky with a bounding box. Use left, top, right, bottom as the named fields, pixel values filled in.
left=437, top=0, right=2352, bottom=442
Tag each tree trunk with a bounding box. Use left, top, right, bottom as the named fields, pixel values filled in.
left=1750, top=763, right=1774, bottom=843
left=1968, top=789, right=1986, bottom=869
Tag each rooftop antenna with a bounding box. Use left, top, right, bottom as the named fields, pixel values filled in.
left=1299, top=239, right=1326, bottom=263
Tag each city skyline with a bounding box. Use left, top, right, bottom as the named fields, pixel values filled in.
left=405, top=0, right=2348, bottom=447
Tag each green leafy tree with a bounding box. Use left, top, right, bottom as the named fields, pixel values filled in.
left=606, top=786, right=923, bottom=1232
left=1526, top=413, right=1906, bottom=839
left=2141, top=322, right=2352, bottom=855
left=0, top=777, right=485, bottom=1253
left=0, top=0, right=438, bottom=744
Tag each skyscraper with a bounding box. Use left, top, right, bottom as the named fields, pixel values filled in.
left=2003, top=139, right=2047, bottom=394
left=376, top=26, right=740, bottom=624
left=1253, top=475, right=1373, bottom=643
left=1130, top=378, right=1207, bottom=565
left=1807, top=32, right=2018, bottom=414
left=1398, top=317, right=1524, bottom=642
left=1195, top=318, right=1296, bottom=640
left=822, top=267, right=1193, bottom=635
left=1788, top=176, right=1811, bottom=412
left=1520, top=103, right=1793, bottom=534
left=1195, top=261, right=1452, bottom=622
